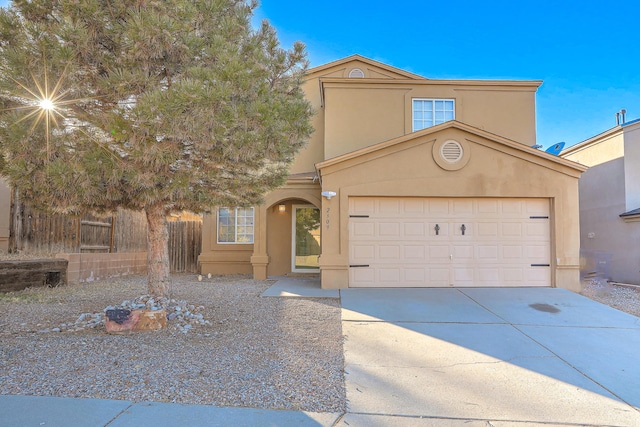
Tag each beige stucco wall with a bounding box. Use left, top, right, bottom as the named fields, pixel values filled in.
left=561, top=121, right=640, bottom=285
left=623, top=124, right=640, bottom=211
left=289, top=79, right=325, bottom=175
left=576, top=158, right=640, bottom=284
left=322, top=81, right=539, bottom=161
left=289, top=56, right=540, bottom=176
left=200, top=56, right=570, bottom=287
left=562, top=130, right=624, bottom=167
left=266, top=201, right=293, bottom=277
left=199, top=180, right=321, bottom=278
left=318, top=126, right=583, bottom=291
left=0, top=178, right=10, bottom=253
left=199, top=210, right=254, bottom=275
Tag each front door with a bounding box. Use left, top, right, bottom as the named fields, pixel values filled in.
left=292, top=205, right=321, bottom=272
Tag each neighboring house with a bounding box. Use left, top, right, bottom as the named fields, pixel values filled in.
left=199, top=55, right=586, bottom=291
left=561, top=118, right=640, bottom=285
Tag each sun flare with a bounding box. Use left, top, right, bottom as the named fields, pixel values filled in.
left=39, top=98, right=55, bottom=111
left=2, top=63, right=74, bottom=160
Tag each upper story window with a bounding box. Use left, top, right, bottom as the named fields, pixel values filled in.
left=217, top=207, right=254, bottom=244
left=412, top=99, right=455, bottom=131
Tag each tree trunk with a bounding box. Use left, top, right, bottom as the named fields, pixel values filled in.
left=145, top=203, right=171, bottom=298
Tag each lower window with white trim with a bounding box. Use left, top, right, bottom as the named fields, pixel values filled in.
left=217, top=207, right=254, bottom=244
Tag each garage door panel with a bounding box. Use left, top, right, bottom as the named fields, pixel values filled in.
left=478, top=268, right=501, bottom=282
left=351, top=245, right=374, bottom=261
left=379, top=199, right=401, bottom=214
left=429, top=245, right=450, bottom=259
left=477, top=199, right=499, bottom=214
left=452, top=266, right=474, bottom=285
left=454, top=245, right=474, bottom=259
left=501, top=245, right=524, bottom=259
left=429, top=268, right=450, bottom=285
left=501, top=200, right=524, bottom=215
left=525, top=267, right=551, bottom=286
left=403, top=245, right=426, bottom=260
left=350, top=267, right=375, bottom=286
left=351, top=221, right=375, bottom=238
left=351, top=198, right=375, bottom=215
left=379, top=268, right=401, bottom=282
left=349, top=197, right=550, bottom=288
left=427, top=199, right=450, bottom=214
left=404, top=268, right=426, bottom=282
left=525, top=199, right=549, bottom=215
left=478, top=222, right=499, bottom=237
left=501, top=222, right=523, bottom=237
left=477, top=245, right=499, bottom=260
left=503, top=268, right=524, bottom=282
left=378, top=222, right=400, bottom=237
left=525, top=244, right=550, bottom=261
left=404, top=199, right=426, bottom=213
left=378, top=245, right=401, bottom=260
left=452, top=199, right=474, bottom=215
left=403, top=222, right=426, bottom=236
left=526, top=222, right=549, bottom=238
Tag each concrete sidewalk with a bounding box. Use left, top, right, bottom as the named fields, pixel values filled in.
left=2, top=284, right=639, bottom=426
left=0, top=395, right=342, bottom=427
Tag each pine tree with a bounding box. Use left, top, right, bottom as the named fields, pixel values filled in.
left=0, top=0, right=313, bottom=298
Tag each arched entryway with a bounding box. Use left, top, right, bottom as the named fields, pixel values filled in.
left=251, top=189, right=321, bottom=280
left=265, top=199, right=321, bottom=276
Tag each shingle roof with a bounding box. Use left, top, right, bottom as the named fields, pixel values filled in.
left=620, top=208, right=640, bottom=217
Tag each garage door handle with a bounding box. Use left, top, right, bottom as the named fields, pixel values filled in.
left=531, top=264, right=550, bottom=267
left=350, top=264, right=370, bottom=268
left=435, top=224, right=440, bottom=235
left=461, top=224, right=466, bottom=235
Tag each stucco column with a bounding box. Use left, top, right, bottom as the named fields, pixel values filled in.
left=318, top=191, right=349, bottom=289
left=250, top=204, right=269, bottom=280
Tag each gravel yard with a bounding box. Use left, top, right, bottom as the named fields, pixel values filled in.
left=580, top=278, right=640, bottom=317
left=0, top=273, right=638, bottom=413
left=0, top=275, right=345, bottom=412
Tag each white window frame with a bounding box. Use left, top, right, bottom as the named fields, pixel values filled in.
left=412, top=98, right=455, bottom=132
left=291, top=204, right=321, bottom=272
left=217, top=207, right=254, bottom=244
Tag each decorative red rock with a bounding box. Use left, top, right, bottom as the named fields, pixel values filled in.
left=105, top=309, right=166, bottom=334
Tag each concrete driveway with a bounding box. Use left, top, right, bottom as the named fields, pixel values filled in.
left=339, top=287, right=640, bottom=426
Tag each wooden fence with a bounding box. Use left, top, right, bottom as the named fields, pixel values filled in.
left=8, top=191, right=201, bottom=273
left=168, top=221, right=202, bottom=273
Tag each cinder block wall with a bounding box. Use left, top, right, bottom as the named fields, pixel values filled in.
left=56, top=252, right=147, bottom=283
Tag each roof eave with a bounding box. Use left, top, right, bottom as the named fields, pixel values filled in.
left=316, top=120, right=587, bottom=173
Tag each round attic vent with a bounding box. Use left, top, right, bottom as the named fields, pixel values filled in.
left=348, top=68, right=365, bottom=78
left=440, top=140, right=463, bottom=163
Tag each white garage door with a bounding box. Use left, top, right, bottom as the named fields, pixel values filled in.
left=349, top=197, right=551, bottom=287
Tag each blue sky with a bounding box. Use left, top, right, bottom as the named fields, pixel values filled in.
left=2, top=1, right=638, bottom=149
left=255, top=0, right=640, bottom=149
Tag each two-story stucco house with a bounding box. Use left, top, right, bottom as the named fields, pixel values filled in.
left=561, top=117, right=640, bottom=285
left=199, top=55, right=586, bottom=291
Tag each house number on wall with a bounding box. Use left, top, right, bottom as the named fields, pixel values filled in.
left=325, top=207, right=330, bottom=229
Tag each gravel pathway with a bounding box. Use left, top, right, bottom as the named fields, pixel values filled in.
left=0, top=275, right=345, bottom=412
